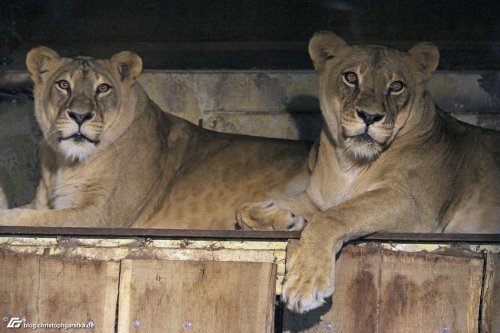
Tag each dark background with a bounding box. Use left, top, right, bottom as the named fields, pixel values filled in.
left=0, top=0, right=498, bottom=69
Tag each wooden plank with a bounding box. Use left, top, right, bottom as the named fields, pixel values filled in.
left=378, top=249, right=483, bottom=333
left=0, top=226, right=498, bottom=243
left=481, top=254, right=500, bottom=333
left=329, top=246, right=382, bottom=332
left=283, top=244, right=484, bottom=332
left=283, top=244, right=382, bottom=333
left=0, top=252, right=39, bottom=333
left=0, top=252, right=119, bottom=333
left=117, top=260, right=277, bottom=333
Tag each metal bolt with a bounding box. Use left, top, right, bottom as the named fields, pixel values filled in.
left=183, top=320, right=193, bottom=329
left=86, top=319, right=95, bottom=328
left=132, top=320, right=141, bottom=329
left=325, top=321, right=334, bottom=331
left=441, top=324, right=449, bottom=333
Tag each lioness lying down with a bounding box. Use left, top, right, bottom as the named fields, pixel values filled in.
left=236, top=32, right=499, bottom=313
left=0, top=46, right=311, bottom=229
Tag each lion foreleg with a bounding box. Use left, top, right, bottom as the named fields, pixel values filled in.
left=282, top=188, right=428, bottom=313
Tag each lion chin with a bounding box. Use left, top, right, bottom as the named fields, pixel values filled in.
left=343, top=134, right=384, bottom=163
left=59, top=138, right=97, bottom=162
left=58, top=132, right=99, bottom=162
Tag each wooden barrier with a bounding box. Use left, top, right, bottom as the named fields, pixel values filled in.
left=0, top=252, right=119, bottom=333
left=117, top=260, right=276, bottom=332
left=284, top=243, right=485, bottom=333
left=0, top=228, right=498, bottom=333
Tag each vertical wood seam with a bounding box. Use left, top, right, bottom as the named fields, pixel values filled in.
left=36, top=255, right=41, bottom=323
left=267, top=264, right=277, bottom=333
left=114, top=260, right=122, bottom=333
left=479, top=254, right=493, bottom=333
left=375, top=246, right=383, bottom=333
left=117, top=260, right=132, bottom=333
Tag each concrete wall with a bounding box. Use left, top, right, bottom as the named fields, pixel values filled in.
left=0, top=98, right=41, bottom=207
left=139, top=70, right=500, bottom=139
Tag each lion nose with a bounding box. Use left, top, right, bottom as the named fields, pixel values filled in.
left=67, top=111, right=93, bottom=125
left=356, top=109, right=384, bottom=126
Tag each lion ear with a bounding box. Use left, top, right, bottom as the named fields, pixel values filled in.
left=26, top=46, right=61, bottom=84
left=110, top=51, right=143, bottom=82
left=408, top=42, right=440, bottom=81
left=308, top=31, right=346, bottom=71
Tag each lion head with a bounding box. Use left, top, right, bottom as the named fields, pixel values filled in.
left=26, top=47, right=143, bottom=162
left=309, top=32, right=439, bottom=163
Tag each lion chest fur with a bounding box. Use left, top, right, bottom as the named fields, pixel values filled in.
left=52, top=169, right=89, bottom=209
left=306, top=134, right=365, bottom=209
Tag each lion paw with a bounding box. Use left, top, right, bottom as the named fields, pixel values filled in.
left=281, top=251, right=335, bottom=313
left=235, top=201, right=306, bottom=231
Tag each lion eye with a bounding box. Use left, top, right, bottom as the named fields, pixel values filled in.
left=389, top=81, right=404, bottom=94
left=97, top=83, right=111, bottom=93
left=343, top=72, right=358, bottom=86
left=56, top=80, right=70, bottom=90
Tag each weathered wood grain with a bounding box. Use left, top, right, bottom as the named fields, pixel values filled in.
left=482, top=254, right=500, bottom=333
left=378, top=248, right=483, bottom=333
left=283, top=244, right=383, bottom=333
left=283, top=244, right=484, bottom=333
left=117, top=260, right=277, bottom=333
left=0, top=251, right=119, bottom=333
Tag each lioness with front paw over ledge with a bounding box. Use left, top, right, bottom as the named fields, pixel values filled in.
left=0, top=46, right=312, bottom=228
left=237, top=32, right=499, bottom=313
